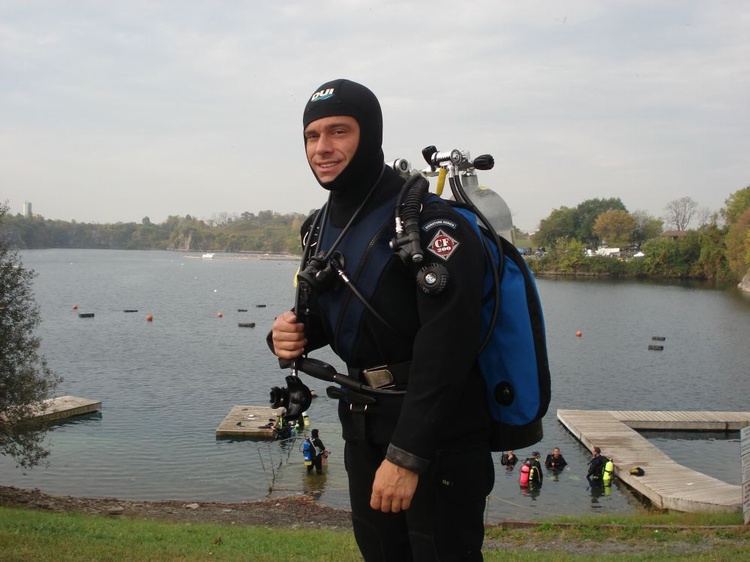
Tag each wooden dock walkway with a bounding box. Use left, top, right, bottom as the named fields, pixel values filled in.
left=215, top=405, right=286, bottom=438
left=557, top=409, right=750, bottom=513
left=30, top=395, right=101, bottom=422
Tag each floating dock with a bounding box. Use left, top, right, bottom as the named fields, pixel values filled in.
left=557, top=409, right=750, bottom=513
left=215, top=405, right=286, bottom=438
left=30, top=395, right=101, bottom=423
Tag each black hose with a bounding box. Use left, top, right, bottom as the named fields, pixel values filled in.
left=449, top=174, right=503, bottom=354
left=393, top=173, right=429, bottom=264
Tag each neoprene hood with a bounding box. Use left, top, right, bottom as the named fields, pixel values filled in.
left=303, top=78, right=384, bottom=192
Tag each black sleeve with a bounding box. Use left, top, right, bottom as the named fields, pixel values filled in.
left=386, top=203, right=486, bottom=473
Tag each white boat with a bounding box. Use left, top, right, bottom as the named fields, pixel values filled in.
left=202, top=253, right=215, bottom=259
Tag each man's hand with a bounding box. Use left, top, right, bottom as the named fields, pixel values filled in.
left=271, top=310, right=307, bottom=359
left=370, top=459, right=419, bottom=513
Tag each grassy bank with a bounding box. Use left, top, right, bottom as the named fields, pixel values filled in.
left=1, top=506, right=748, bottom=561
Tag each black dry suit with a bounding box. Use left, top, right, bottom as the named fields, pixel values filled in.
left=303, top=167, right=495, bottom=456
left=292, top=78, right=494, bottom=560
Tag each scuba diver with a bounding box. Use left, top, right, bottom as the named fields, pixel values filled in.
left=586, top=447, right=608, bottom=481
left=270, top=78, right=493, bottom=561
left=545, top=447, right=568, bottom=472
left=501, top=450, right=519, bottom=470
left=310, top=428, right=328, bottom=475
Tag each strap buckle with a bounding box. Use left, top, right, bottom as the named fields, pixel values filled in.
left=361, top=366, right=395, bottom=389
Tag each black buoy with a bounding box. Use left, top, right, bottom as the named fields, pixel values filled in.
left=648, top=344, right=664, bottom=351
left=237, top=308, right=248, bottom=312
left=78, top=313, right=95, bottom=318
left=256, top=304, right=267, bottom=308
left=238, top=322, right=256, bottom=328
left=652, top=336, right=666, bottom=341
left=123, top=309, right=138, bottom=313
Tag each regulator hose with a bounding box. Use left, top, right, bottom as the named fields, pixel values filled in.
left=392, top=173, right=430, bottom=265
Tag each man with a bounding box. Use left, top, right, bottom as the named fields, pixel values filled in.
left=271, top=79, right=493, bottom=561
left=586, top=446, right=607, bottom=481
left=310, top=428, right=328, bottom=475
left=528, top=451, right=543, bottom=486
left=500, top=450, right=518, bottom=468
left=544, top=447, right=567, bottom=471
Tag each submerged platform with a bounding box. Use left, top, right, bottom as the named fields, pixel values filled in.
left=30, top=395, right=101, bottom=422
left=215, top=405, right=286, bottom=438
left=557, top=409, right=750, bottom=513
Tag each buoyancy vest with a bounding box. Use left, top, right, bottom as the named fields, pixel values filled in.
left=422, top=196, right=550, bottom=451
left=316, top=198, right=396, bottom=364
left=603, top=459, right=614, bottom=485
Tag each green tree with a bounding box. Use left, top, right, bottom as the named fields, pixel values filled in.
left=574, top=198, right=627, bottom=247
left=695, top=224, right=731, bottom=281
left=593, top=209, right=637, bottom=247
left=631, top=210, right=663, bottom=245
left=722, top=186, right=750, bottom=279
left=0, top=203, right=62, bottom=468
left=543, top=237, right=587, bottom=273
left=722, top=185, right=750, bottom=225
left=534, top=198, right=626, bottom=249
left=725, top=208, right=750, bottom=278
left=640, top=233, right=701, bottom=278
left=533, top=207, right=576, bottom=248
left=639, top=238, right=682, bottom=276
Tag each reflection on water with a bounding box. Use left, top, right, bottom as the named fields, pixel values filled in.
left=1, top=250, right=748, bottom=522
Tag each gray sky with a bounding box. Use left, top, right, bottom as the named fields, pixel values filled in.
left=2, top=1, right=748, bottom=233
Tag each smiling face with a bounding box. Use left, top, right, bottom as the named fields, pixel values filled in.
left=304, top=115, right=360, bottom=184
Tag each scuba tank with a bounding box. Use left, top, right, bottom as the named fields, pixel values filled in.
left=603, top=459, right=614, bottom=485
left=519, top=461, right=531, bottom=487
left=302, top=437, right=314, bottom=467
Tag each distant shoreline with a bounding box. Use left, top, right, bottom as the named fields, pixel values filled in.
left=182, top=252, right=301, bottom=262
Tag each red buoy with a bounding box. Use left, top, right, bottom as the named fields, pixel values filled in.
left=72, top=304, right=78, bottom=310
left=576, top=330, right=582, bottom=338
left=217, top=312, right=223, bottom=318
left=146, top=314, right=154, bottom=322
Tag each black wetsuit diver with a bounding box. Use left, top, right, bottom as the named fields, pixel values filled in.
left=271, top=79, right=493, bottom=561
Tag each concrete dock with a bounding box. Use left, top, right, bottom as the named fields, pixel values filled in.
left=215, top=405, right=286, bottom=438
left=30, top=395, right=101, bottom=422
left=557, top=409, right=750, bottom=513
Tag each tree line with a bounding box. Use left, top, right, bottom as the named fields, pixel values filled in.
left=2, top=184, right=750, bottom=283
left=527, top=186, right=750, bottom=283
left=0, top=210, right=310, bottom=255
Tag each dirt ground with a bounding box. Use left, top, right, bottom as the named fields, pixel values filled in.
left=0, top=485, right=352, bottom=529
left=3, top=485, right=748, bottom=557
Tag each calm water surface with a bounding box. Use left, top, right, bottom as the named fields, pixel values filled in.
left=2, top=250, right=749, bottom=522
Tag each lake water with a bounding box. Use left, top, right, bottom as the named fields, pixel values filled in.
left=2, top=249, right=749, bottom=522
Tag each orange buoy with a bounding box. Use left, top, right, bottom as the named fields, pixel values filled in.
left=575, top=331, right=582, bottom=338
left=146, top=314, right=153, bottom=322
left=217, top=312, right=223, bottom=318
left=72, top=304, right=78, bottom=310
